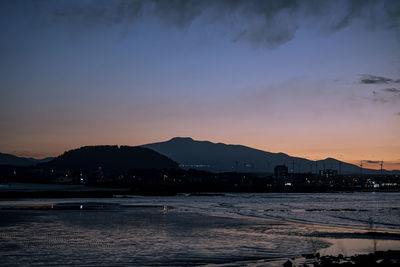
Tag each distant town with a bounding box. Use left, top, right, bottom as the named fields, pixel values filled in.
left=1, top=138, right=398, bottom=196
left=1, top=162, right=399, bottom=196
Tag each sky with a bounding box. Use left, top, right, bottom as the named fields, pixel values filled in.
left=0, top=0, right=399, bottom=170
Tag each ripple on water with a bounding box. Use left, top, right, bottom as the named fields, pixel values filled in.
left=0, top=192, right=399, bottom=266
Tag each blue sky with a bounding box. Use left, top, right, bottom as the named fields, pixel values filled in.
left=1, top=0, right=399, bottom=169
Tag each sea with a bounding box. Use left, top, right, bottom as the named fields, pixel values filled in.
left=0, top=188, right=400, bottom=266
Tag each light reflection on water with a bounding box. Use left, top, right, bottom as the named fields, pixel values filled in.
left=0, top=192, right=400, bottom=266
left=0, top=207, right=308, bottom=266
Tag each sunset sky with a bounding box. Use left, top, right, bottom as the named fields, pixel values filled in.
left=1, top=0, right=399, bottom=170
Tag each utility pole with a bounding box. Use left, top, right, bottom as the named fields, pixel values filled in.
left=292, top=160, right=295, bottom=174
left=360, top=160, right=363, bottom=176
left=360, top=160, right=364, bottom=187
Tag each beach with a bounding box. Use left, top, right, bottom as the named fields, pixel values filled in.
left=1, top=187, right=400, bottom=266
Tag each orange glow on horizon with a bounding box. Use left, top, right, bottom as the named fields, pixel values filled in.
left=3, top=134, right=399, bottom=171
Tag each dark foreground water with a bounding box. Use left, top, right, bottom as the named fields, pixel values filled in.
left=1, top=191, right=400, bottom=266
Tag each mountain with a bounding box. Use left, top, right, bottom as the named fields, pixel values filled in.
left=38, top=145, right=179, bottom=172
left=0, top=152, right=53, bottom=166
left=143, top=137, right=394, bottom=174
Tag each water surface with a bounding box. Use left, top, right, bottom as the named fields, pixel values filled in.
left=1, top=192, right=399, bottom=266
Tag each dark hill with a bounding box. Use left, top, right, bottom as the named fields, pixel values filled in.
left=0, top=152, right=53, bottom=166
left=143, top=137, right=393, bottom=174
left=39, top=145, right=179, bottom=172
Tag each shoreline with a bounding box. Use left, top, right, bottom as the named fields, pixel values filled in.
left=280, top=250, right=400, bottom=267
left=0, top=198, right=399, bottom=266
left=1, top=182, right=400, bottom=199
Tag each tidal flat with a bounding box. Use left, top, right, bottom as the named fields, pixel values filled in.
left=0, top=191, right=399, bottom=266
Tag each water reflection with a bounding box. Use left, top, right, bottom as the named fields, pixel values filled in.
left=0, top=193, right=399, bottom=266
left=0, top=205, right=321, bottom=265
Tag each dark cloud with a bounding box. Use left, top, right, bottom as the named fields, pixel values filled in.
left=360, top=74, right=400, bottom=84
left=371, top=87, right=400, bottom=104
left=5, top=0, right=400, bottom=48
left=383, top=88, right=400, bottom=93
left=366, top=160, right=381, bottom=164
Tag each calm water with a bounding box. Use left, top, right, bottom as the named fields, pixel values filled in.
left=1, top=192, right=400, bottom=266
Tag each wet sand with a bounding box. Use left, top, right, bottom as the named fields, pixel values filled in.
left=0, top=200, right=399, bottom=266
left=1, top=187, right=400, bottom=266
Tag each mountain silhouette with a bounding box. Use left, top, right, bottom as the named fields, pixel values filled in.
left=38, top=145, right=179, bottom=172
left=0, top=152, right=53, bottom=166
left=143, top=137, right=393, bottom=174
